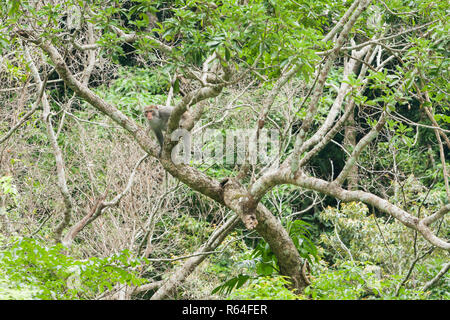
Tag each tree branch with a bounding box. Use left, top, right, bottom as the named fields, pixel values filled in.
left=23, top=44, right=73, bottom=242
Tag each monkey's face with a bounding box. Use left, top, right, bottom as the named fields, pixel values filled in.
left=145, top=110, right=154, bottom=120
left=144, top=105, right=158, bottom=120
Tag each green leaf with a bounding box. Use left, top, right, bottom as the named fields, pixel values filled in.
left=173, top=78, right=180, bottom=94
left=8, top=0, right=21, bottom=16
left=225, top=46, right=231, bottom=61
left=212, top=274, right=251, bottom=295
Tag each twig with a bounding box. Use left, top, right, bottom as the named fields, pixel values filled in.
left=0, top=75, right=48, bottom=145
left=334, top=224, right=355, bottom=265
left=394, top=247, right=434, bottom=296
left=62, top=154, right=150, bottom=246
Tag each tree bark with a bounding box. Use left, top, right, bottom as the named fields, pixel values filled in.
left=344, top=110, right=358, bottom=190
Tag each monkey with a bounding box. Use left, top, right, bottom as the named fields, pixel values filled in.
left=144, top=104, right=192, bottom=157
left=144, top=105, right=173, bottom=156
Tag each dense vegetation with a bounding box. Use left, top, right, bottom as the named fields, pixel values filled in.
left=0, top=0, right=448, bottom=300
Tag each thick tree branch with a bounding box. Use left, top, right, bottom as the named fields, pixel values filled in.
left=290, top=0, right=373, bottom=175
left=296, top=43, right=374, bottom=160
left=290, top=171, right=449, bottom=250
left=321, top=0, right=361, bottom=43
left=26, top=32, right=307, bottom=293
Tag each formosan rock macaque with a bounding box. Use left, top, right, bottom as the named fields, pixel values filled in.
left=144, top=105, right=188, bottom=156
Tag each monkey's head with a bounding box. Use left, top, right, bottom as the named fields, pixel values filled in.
left=144, top=105, right=158, bottom=120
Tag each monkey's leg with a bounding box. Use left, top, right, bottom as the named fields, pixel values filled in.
left=155, top=130, right=164, bottom=157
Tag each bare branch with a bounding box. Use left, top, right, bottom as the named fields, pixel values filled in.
left=62, top=154, right=150, bottom=246
left=322, top=0, right=361, bottom=43
left=23, top=44, right=73, bottom=242
left=335, top=112, right=387, bottom=185
left=422, top=262, right=450, bottom=292
left=290, top=0, right=373, bottom=175
left=0, top=76, right=47, bottom=145
left=150, top=214, right=240, bottom=299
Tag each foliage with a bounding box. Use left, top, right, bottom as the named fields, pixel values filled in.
left=212, top=219, right=318, bottom=296
left=316, top=197, right=449, bottom=299
left=0, top=273, right=36, bottom=300
left=416, top=256, right=450, bottom=300
left=97, top=66, right=171, bottom=118
left=0, top=175, right=18, bottom=202
left=0, top=238, right=146, bottom=299
left=0, top=0, right=449, bottom=301
left=212, top=274, right=252, bottom=295
left=318, top=197, right=447, bottom=275
left=165, top=214, right=216, bottom=252
left=305, top=261, right=429, bottom=300
left=152, top=0, right=323, bottom=80
left=229, top=276, right=302, bottom=300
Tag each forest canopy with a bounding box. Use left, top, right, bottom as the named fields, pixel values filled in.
left=0, top=0, right=448, bottom=300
